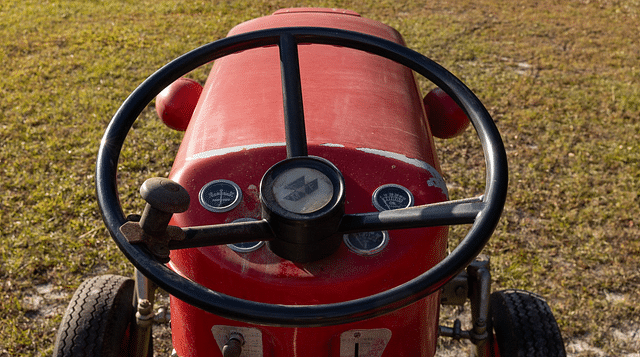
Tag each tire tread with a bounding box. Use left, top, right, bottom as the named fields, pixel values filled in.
left=53, top=275, right=135, bottom=357
left=490, top=289, right=566, bottom=357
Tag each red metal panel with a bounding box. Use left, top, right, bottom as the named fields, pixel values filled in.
left=170, top=293, right=440, bottom=357
left=170, top=146, right=448, bottom=301
left=173, top=8, right=439, bottom=173
left=168, top=8, right=447, bottom=357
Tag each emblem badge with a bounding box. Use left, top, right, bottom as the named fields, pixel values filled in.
left=199, top=179, right=242, bottom=213
left=272, top=167, right=333, bottom=214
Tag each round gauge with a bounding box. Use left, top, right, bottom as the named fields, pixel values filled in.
left=227, top=218, right=264, bottom=253
left=272, top=167, right=334, bottom=214
left=372, top=184, right=414, bottom=211
left=228, top=240, right=264, bottom=253
left=199, top=179, right=242, bottom=213
left=343, top=231, right=389, bottom=256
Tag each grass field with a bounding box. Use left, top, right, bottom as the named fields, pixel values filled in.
left=1, top=0, right=638, bottom=356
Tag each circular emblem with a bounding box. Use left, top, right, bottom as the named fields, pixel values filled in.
left=199, top=180, right=242, bottom=213
left=272, top=167, right=334, bottom=214
left=344, top=231, right=389, bottom=255
left=372, top=184, right=414, bottom=211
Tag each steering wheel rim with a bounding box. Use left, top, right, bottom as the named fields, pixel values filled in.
left=96, top=27, right=508, bottom=327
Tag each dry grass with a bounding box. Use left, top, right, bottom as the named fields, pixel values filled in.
left=1, top=0, right=638, bottom=355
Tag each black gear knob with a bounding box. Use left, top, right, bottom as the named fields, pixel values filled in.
left=139, top=177, right=190, bottom=236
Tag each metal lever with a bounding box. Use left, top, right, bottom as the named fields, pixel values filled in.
left=120, top=178, right=190, bottom=262
left=139, top=177, right=190, bottom=234
left=222, top=332, right=244, bottom=357
left=438, top=256, right=493, bottom=356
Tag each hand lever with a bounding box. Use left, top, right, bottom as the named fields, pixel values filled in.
left=139, top=177, right=190, bottom=235
left=120, top=178, right=190, bottom=262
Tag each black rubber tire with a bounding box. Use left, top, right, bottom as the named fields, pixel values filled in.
left=490, top=289, right=566, bottom=357
left=53, top=275, right=136, bottom=357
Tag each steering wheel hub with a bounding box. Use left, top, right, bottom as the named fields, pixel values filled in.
left=272, top=167, right=333, bottom=214
left=261, top=156, right=346, bottom=262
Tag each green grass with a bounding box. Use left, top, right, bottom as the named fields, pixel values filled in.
left=1, top=0, right=639, bottom=355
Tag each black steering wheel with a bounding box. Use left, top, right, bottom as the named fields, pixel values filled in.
left=96, top=27, right=508, bottom=327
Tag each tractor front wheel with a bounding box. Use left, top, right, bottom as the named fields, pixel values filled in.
left=490, top=289, right=566, bottom=357
left=53, top=275, right=141, bottom=357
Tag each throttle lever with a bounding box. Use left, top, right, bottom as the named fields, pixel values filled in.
left=120, top=178, right=190, bottom=262
left=139, top=177, right=190, bottom=233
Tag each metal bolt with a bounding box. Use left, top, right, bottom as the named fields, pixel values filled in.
left=137, top=299, right=153, bottom=315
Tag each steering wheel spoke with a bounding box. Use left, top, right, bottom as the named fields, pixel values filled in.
left=340, top=197, right=485, bottom=233
left=279, top=34, right=308, bottom=158
left=170, top=220, right=274, bottom=250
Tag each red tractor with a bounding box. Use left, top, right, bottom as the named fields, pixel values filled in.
left=54, top=8, right=565, bottom=357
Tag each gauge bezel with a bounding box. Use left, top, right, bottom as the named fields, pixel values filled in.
left=343, top=231, right=389, bottom=256
left=227, top=218, right=265, bottom=252
left=261, top=156, right=344, bottom=221
left=198, top=179, right=243, bottom=213
left=372, top=183, right=414, bottom=212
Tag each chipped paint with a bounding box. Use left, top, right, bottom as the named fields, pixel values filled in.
left=190, top=142, right=286, bottom=160
left=355, top=147, right=448, bottom=197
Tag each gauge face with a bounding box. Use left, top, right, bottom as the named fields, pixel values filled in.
left=272, top=167, right=334, bottom=214
left=372, top=184, right=414, bottom=211
left=344, top=231, right=389, bottom=255
left=199, top=180, right=242, bottom=213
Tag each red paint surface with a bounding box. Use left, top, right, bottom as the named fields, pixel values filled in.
left=424, top=88, right=470, bottom=139
left=167, top=8, right=449, bottom=356
left=173, top=8, right=439, bottom=172
left=155, top=77, right=203, bottom=131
